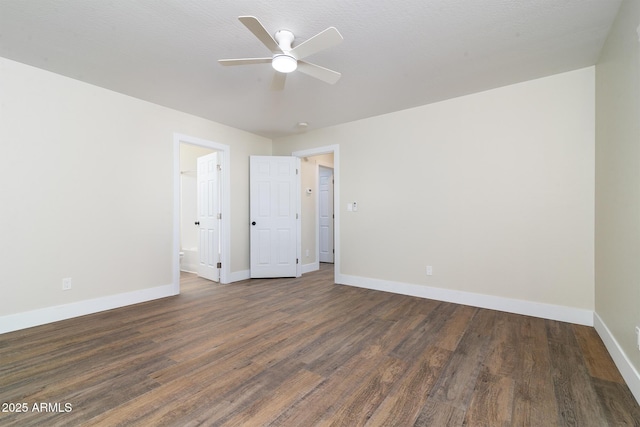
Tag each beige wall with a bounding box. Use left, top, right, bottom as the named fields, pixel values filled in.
left=0, top=57, right=270, bottom=317
left=275, top=67, right=595, bottom=310
left=595, top=0, right=640, bottom=374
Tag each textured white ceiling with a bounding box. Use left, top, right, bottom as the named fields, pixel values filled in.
left=0, top=0, right=622, bottom=138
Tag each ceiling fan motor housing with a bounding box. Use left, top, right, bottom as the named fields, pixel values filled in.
left=274, top=30, right=295, bottom=51
left=272, top=30, right=297, bottom=73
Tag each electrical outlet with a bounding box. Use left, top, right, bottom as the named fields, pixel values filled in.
left=636, top=326, right=640, bottom=350
left=426, top=266, right=433, bottom=276
left=62, top=277, right=72, bottom=291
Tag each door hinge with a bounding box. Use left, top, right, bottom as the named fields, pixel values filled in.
left=217, top=164, right=222, bottom=171
left=217, top=262, right=222, bottom=269
left=296, top=213, right=299, bottom=219
left=296, top=258, right=299, bottom=264
left=217, top=213, right=222, bottom=220
left=296, top=168, right=299, bottom=175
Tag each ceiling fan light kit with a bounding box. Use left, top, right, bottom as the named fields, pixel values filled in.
left=272, top=54, right=297, bottom=73
left=219, top=16, right=343, bottom=89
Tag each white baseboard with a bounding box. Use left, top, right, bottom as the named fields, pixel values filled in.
left=2, top=268, right=254, bottom=334
left=302, top=262, right=320, bottom=274
left=180, top=264, right=198, bottom=274
left=0, top=284, right=176, bottom=335
left=594, top=313, right=640, bottom=404
left=228, top=269, right=250, bottom=283
left=336, top=274, right=593, bottom=326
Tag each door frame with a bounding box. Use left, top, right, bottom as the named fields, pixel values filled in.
left=292, top=145, right=340, bottom=284
left=173, top=133, right=231, bottom=292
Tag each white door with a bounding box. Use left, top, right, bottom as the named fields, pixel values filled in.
left=196, top=152, right=220, bottom=282
left=250, top=156, right=300, bottom=278
left=319, top=166, right=334, bottom=263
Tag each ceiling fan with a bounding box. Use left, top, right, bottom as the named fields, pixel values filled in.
left=218, top=16, right=344, bottom=90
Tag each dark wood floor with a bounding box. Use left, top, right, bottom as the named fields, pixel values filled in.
left=1, top=264, right=639, bottom=426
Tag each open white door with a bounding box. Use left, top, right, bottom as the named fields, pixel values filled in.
left=196, top=152, right=220, bottom=282
left=250, top=156, right=300, bottom=278
left=319, top=166, right=334, bottom=263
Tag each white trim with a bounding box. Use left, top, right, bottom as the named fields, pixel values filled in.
left=173, top=133, right=231, bottom=288
left=180, top=263, right=198, bottom=274
left=0, top=284, right=175, bottom=334
left=336, top=273, right=593, bottom=326
left=594, top=313, right=640, bottom=404
left=302, top=262, right=320, bottom=274
left=228, top=269, right=250, bottom=283
left=292, top=145, right=340, bottom=285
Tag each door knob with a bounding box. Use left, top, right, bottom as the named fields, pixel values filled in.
left=194, top=221, right=200, bottom=226
left=251, top=221, right=256, bottom=226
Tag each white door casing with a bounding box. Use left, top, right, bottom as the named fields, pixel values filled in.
left=196, top=152, right=220, bottom=282
left=250, top=156, right=300, bottom=278
left=173, top=133, right=230, bottom=293
left=319, top=166, right=334, bottom=263
left=292, top=144, right=339, bottom=285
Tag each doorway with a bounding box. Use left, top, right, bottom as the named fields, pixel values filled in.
left=179, top=144, right=212, bottom=275
left=180, top=146, right=220, bottom=282
left=172, top=133, right=231, bottom=293
left=292, top=145, right=340, bottom=284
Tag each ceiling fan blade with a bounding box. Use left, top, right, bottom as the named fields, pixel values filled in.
left=218, top=58, right=272, bottom=66
left=289, top=27, right=343, bottom=60
left=297, top=61, right=341, bottom=84
left=271, top=72, right=287, bottom=91
left=238, top=16, right=281, bottom=53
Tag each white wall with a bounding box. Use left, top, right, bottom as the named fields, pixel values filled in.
left=595, top=0, right=640, bottom=400
left=275, top=67, right=595, bottom=321
left=0, top=57, right=270, bottom=326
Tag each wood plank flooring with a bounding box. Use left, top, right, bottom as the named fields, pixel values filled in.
left=1, top=264, right=639, bottom=426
